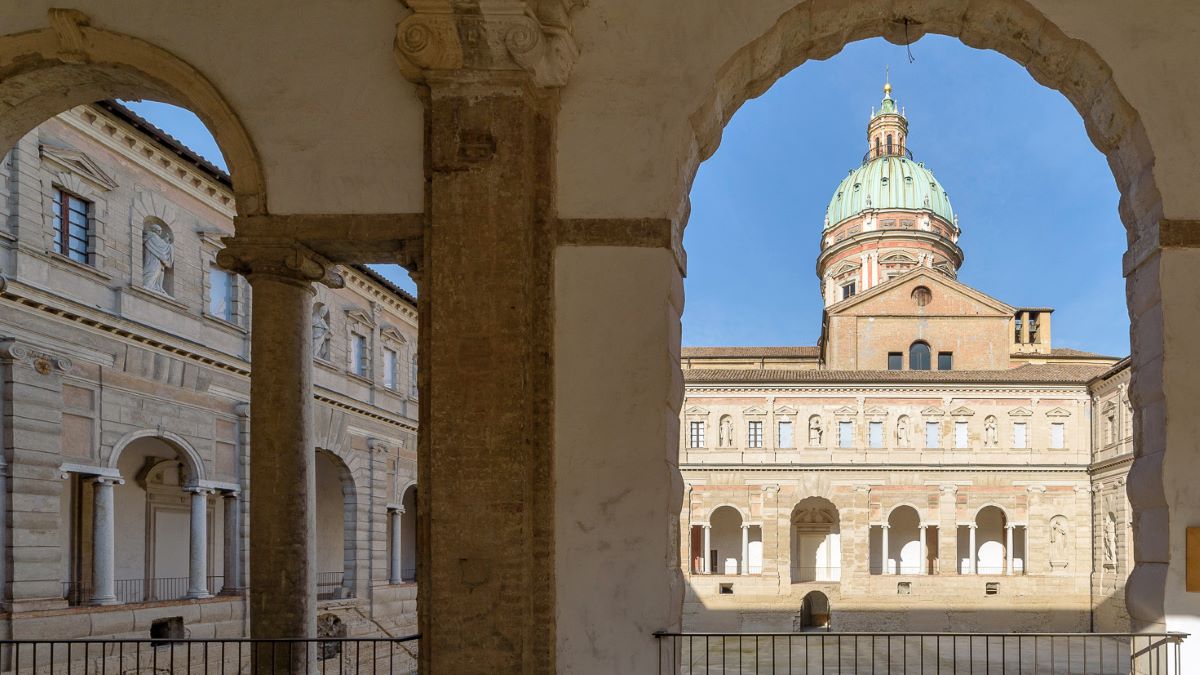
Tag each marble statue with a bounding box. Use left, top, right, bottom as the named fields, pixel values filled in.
left=141, top=221, right=174, bottom=294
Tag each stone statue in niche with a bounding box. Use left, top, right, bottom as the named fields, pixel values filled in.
left=984, top=416, right=998, bottom=447
left=1049, top=515, right=1070, bottom=569
left=1103, top=511, right=1117, bottom=567
left=719, top=417, right=732, bottom=448
left=141, top=221, right=174, bottom=294
left=808, top=417, right=823, bottom=447
left=312, top=304, right=331, bottom=360
left=896, top=416, right=909, bottom=447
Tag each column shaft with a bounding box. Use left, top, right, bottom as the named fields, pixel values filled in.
left=187, top=489, right=211, bottom=598
left=703, top=526, right=711, bottom=574
left=389, top=508, right=404, bottom=585
left=969, top=526, right=977, bottom=575
left=223, top=493, right=241, bottom=593
left=881, top=525, right=890, bottom=575
left=1006, top=525, right=1014, bottom=576
left=89, top=478, right=118, bottom=605
left=919, top=525, right=927, bottom=575
left=741, top=525, right=749, bottom=575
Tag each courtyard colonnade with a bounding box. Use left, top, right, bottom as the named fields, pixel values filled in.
left=0, top=0, right=1199, bottom=671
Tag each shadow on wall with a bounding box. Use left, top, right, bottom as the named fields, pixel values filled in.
left=682, top=578, right=1129, bottom=634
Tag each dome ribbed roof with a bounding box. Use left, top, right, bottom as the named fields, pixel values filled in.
left=825, top=155, right=955, bottom=230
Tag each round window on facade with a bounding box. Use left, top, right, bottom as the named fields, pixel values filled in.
left=912, top=286, right=932, bottom=307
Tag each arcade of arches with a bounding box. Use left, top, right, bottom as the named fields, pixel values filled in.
left=1, top=0, right=1199, bottom=671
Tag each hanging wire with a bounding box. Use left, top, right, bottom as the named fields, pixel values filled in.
left=904, top=18, right=917, bottom=63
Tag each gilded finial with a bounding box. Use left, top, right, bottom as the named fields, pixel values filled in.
left=883, top=65, right=891, bottom=96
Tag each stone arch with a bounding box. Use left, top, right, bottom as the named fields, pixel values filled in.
left=675, top=0, right=1168, bottom=627
left=703, top=502, right=749, bottom=523
left=708, top=505, right=745, bottom=575
left=107, top=428, right=206, bottom=483
left=974, top=505, right=1009, bottom=574
left=791, top=496, right=840, bottom=583
left=399, top=482, right=418, bottom=582
left=798, top=590, right=830, bottom=631
left=315, top=448, right=358, bottom=599
left=0, top=9, right=266, bottom=214
left=885, top=501, right=925, bottom=522
left=886, top=504, right=924, bottom=574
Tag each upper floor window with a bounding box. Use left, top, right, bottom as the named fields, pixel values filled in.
left=937, top=352, right=953, bottom=371
left=1014, top=317, right=1023, bottom=342
left=689, top=421, right=705, bottom=448
left=207, top=266, right=234, bottom=321
left=875, top=137, right=881, bottom=156
left=1028, top=313, right=1041, bottom=343
left=52, top=188, right=91, bottom=264
left=868, top=421, right=884, bottom=448
left=886, top=134, right=893, bottom=154
left=887, top=352, right=902, bottom=370
left=383, top=348, right=398, bottom=390
left=1012, top=422, right=1028, bottom=449
left=909, top=342, right=931, bottom=371
left=747, top=421, right=763, bottom=448
left=410, top=353, right=419, bottom=398
left=778, top=420, right=793, bottom=449
left=911, top=286, right=932, bottom=307
left=925, top=421, right=940, bottom=448
left=838, top=421, right=854, bottom=448
left=351, top=333, right=369, bottom=377
left=955, top=421, right=969, bottom=448
left=1050, top=422, right=1065, bottom=449
left=841, top=281, right=856, bottom=300
left=1105, top=414, right=1116, bottom=444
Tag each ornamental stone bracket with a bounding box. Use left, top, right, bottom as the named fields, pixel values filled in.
left=394, top=0, right=585, bottom=87
left=0, top=338, right=74, bottom=374
left=216, top=236, right=344, bottom=288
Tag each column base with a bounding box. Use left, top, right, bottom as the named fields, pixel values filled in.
left=185, top=591, right=213, bottom=600
left=89, top=596, right=120, bottom=606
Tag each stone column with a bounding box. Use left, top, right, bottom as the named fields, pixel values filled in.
left=88, top=477, right=120, bottom=605
left=186, top=488, right=213, bottom=598
left=702, top=525, right=712, bottom=574
left=881, top=524, right=890, bottom=575
left=222, top=492, right=242, bottom=594
left=937, top=484, right=958, bottom=576
left=1006, top=525, right=1015, bottom=576
left=968, top=525, right=978, bottom=575
left=217, top=237, right=341, bottom=650
left=919, top=525, right=927, bottom=575
left=389, top=506, right=404, bottom=585
left=740, top=524, right=749, bottom=575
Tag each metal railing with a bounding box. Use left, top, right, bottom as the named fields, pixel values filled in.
left=655, top=631, right=1187, bottom=674
left=62, top=576, right=226, bottom=605
left=0, top=637, right=418, bottom=673
left=317, top=571, right=345, bottom=600
left=862, top=146, right=915, bottom=163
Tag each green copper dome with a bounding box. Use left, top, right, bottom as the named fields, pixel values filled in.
left=825, top=155, right=955, bottom=230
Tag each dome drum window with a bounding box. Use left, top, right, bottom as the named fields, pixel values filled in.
left=912, top=286, right=932, bottom=307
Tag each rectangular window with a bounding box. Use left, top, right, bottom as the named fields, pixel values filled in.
left=938, top=352, right=953, bottom=370
left=841, top=282, right=856, bottom=300
left=925, top=421, right=940, bottom=448
left=1028, top=313, right=1040, bottom=343
left=838, top=421, right=854, bottom=448
left=1050, top=422, right=1065, bottom=449
left=383, top=348, right=397, bottom=389
left=410, top=353, right=419, bottom=398
left=689, top=421, right=705, bottom=448
left=955, top=421, right=969, bottom=448
left=887, top=352, right=902, bottom=370
left=208, top=266, right=234, bottom=321
left=351, top=334, right=368, bottom=377
left=52, top=188, right=91, bottom=264
left=777, top=420, right=793, bottom=449
left=747, top=421, right=763, bottom=448
left=868, top=421, right=883, bottom=448
left=1012, top=422, right=1027, bottom=449
left=1014, top=317, right=1023, bottom=343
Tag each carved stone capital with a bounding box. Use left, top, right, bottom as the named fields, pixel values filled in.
left=1027, top=485, right=1047, bottom=494
left=0, top=338, right=73, bottom=374
left=394, top=0, right=583, bottom=87
left=938, top=484, right=958, bottom=494
left=216, top=237, right=343, bottom=288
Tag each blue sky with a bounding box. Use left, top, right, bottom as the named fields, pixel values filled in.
left=124, top=34, right=1129, bottom=356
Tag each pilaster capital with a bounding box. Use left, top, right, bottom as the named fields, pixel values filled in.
left=1075, top=485, right=1095, bottom=495
left=761, top=484, right=779, bottom=494
left=216, top=236, right=343, bottom=288
left=185, top=486, right=217, bottom=496
left=233, top=402, right=251, bottom=418
left=394, top=0, right=584, bottom=87
left=86, top=476, right=124, bottom=487
left=938, top=484, right=958, bottom=495
left=1026, top=484, right=1046, bottom=494
left=368, top=438, right=392, bottom=454
left=854, top=484, right=872, bottom=494
left=389, top=504, right=407, bottom=514
left=0, top=338, right=73, bottom=373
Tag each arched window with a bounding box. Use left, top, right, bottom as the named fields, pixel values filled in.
left=909, top=341, right=931, bottom=370
left=875, top=137, right=881, bottom=157
left=886, top=134, right=893, bottom=154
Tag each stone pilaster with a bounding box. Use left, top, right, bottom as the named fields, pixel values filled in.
left=216, top=237, right=341, bottom=657
left=760, top=484, right=781, bottom=581
left=937, top=484, right=958, bottom=575
left=0, top=339, right=72, bottom=611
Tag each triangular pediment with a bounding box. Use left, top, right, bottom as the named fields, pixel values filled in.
left=345, top=308, right=375, bottom=327
left=380, top=326, right=407, bottom=344
left=41, top=145, right=119, bottom=191
left=864, top=406, right=888, bottom=417
left=950, top=406, right=975, bottom=417
left=879, top=250, right=918, bottom=264
left=921, top=406, right=945, bottom=417
left=1045, top=407, right=1072, bottom=418
left=1101, top=401, right=1117, bottom=414
left=828, top=260, right=862, bottom=276
left=774, top=405, right=798, bottom=415
left=683, top=405, right=709, bottom=415
left=833, top=405, right=857, bottom=416
left=1008, top=407, right=1033, bottom=417
left=826, top=267, right=1015, bottom=317
left=742, top=405, right=767, bottom=416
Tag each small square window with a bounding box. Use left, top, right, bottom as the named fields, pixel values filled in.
left=938, top=352, right=953, bottom=370
left=887, top=352, right=902, bottom=370
left=841, top=282, right=856, bottom=300
left=985, top=582, right=1000, bottom=596
left=151, top=616, right=184, bottom=642
left=719, top=583, right=734, bottom=595
left=897, top=582, right=912, bottom=595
